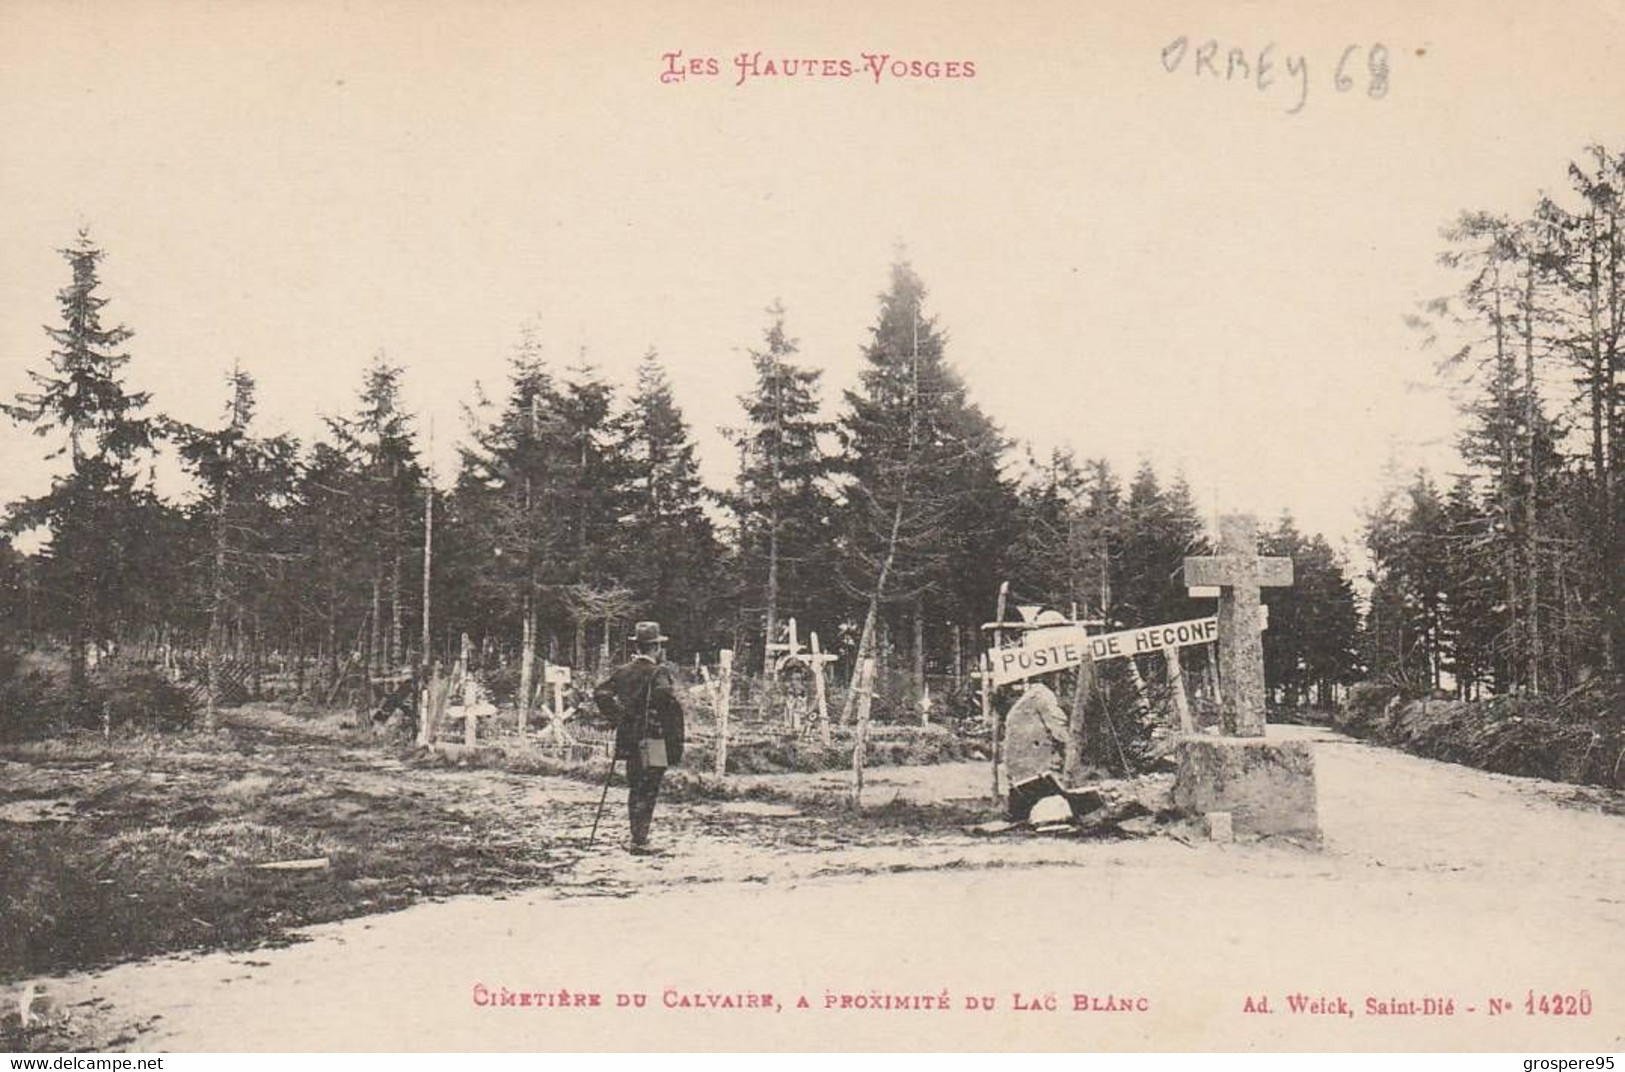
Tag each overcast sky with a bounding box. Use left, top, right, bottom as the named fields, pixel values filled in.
left=2, top=0, right=1620, bottom=558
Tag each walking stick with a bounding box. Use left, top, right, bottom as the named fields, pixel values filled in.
left=586, top=661, right=659, bottom=849
left=587, top=750, right=618, bottom=848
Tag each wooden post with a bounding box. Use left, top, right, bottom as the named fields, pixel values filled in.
left=551, top=669, right=570, bottom=744
left=952, top=624, right=962, bottom=687
left=416, top=662, right=437, bottom=748
left=1164, top=648, right=1193, bottom=734
left=1126, top=656, right=1152, bottom=717
left=851, top=656, right=875, bottom=808
left=422, top=666, right=449, bottom=746
left=811, top=631, right=832, bottom=747
left=1064, top=651, right=1098, bottom=784
left=436, top=669, right=450, bottom=741
left=990, top=581, right=1009, bottom=803
left=531, top=676, right=549, bottom=736
left=980, top=651, right=994, bottom=798
left=1202, top=643, right=1220, bottom=705
left=518, top=611, right=535, bottom=737
left=421, top=421, right=434, bottom=676
left=713, top=649, right=734, bottom=777
left=458, top=633, right=476, bottom=747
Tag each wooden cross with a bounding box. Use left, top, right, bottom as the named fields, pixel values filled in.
left=809, top=631, right=835, bottom=746
left=711, top=649, right=734, bottom=777
left=538, top=664, right=576, bottom=745
left=766, top=618, right=806, bottom=658
left=1181, top=513, right=1293, bottom=737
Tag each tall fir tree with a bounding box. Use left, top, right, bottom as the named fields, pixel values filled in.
left=450, top=330, right=577, bottom=715
left=1401, top=472, right=1452, bottom=691
left=324, top=356, right=425, bottom=685
left=837, top=258, right=1012, bottom=704
left=3, top=232, right=160, bottom=688
left=1116, top=464, right=1209, bottom=629
left=618, top=350, right=723, bottom=656
left=1007, top=447, right=1091, bottom=611
left=1544, top=146, right=1624, bottom=673
left=554, top=357, right=637, bottom=667
left=1441, top=471, right=1500, bottom=697
left=168, top=367, right=298, bottom=726
left=722, top=301, right=839, bottom=667
left=1262, top=512, right=1359, bottom=706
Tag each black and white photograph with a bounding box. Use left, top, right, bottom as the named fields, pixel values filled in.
left=0, top=0, right=1621, bottom=1055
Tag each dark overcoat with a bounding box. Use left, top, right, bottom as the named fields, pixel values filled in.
left=592, top=655, right=685, bottom=764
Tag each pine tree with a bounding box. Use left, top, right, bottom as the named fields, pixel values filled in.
left=1360, top=475, right=1416, bottom=687
left=838, top=260, right=950, bottom=705
left=3, top=232, right=159, bottom=689
left=0, top=537, right=34, bottom=647
left=289, top=441, right=368, bottom=693
left=1080, top=459, right=1126, bottom=618
left=325, top=357, right=424, bottom=687
left=1440, top=472, right=1499, bottom=697
left=1438, top=211, right=1529, bottom=689
left=453, top=331, right=575, bottom=720
left=1007, top=447, right=1091, bottom=610
left=1428, top=207, right=1583, bottom=693
left=1261, top=512, right=1310, bottom=704
left=618, top=351, right=723, bottom=656
left=553, top=357, right=636, bottom=668
left=1295, top=533, right=1360, bottom=705
left=722, top=301, right=838, bottom=665
left=1116, top=464, right=1209, bottom=629
left=1401, top=472, right=1452, bottom=691
left=935, top=397, right=1019, bottom=673
left=168, top=367, right=298, bottom=726
left=1545, top=146, right=1624, bottom=673
left=837, top=258, right=1011, bottom=707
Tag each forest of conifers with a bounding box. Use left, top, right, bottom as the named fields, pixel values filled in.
left=1, top=146, right=1619, bottom=726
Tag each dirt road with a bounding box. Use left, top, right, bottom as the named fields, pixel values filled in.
left=28, top=727, right=1625, bottom=1051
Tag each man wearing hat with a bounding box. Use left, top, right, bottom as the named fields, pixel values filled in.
left=592, top=621, right=686, bottom=854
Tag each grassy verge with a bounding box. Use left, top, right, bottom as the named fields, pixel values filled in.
left=0, top=709, right=564, bottom=991
left=415, top=739, right=997, bottom=828
left=1334, top=679, right=1625, bottom=790
left=3, top=707, right=997, bottom=987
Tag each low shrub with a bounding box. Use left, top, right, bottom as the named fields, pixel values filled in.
left=0, top=650, right=196, bottom=741
left=681, top=722, right=972, bottom=775
left=90, top=664, right=197, bottom=732
left=481, top=662, right=523, bottom=707
left=0, top=651, right=63, bottom=742
left=1336, top=681, right=1405, bottom=736
left=1336, top=677, right=1623, bottom=789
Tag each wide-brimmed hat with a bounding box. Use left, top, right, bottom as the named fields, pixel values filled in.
left=629, top=621, right=670, bottom=645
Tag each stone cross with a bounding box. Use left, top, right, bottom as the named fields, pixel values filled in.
left=1181, top=513, right=1292, bottom=737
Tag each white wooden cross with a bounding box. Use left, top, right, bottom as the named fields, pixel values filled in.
left=539, top=663, right=576, bottom=744
left=766, top=618, right=807, bottom=662
left=808, top=631, right=837, bottom=745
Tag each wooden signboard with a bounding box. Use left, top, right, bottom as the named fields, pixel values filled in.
left=987, top=614, right=1271, bottom=686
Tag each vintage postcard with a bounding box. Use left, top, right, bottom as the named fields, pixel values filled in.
left=1, top=0, right=1622, bottom=1055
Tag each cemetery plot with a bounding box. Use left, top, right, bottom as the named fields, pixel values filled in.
left=17, top=717, right=1624, bottom=1053
left=0, top=696, right=987, bottom=1007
